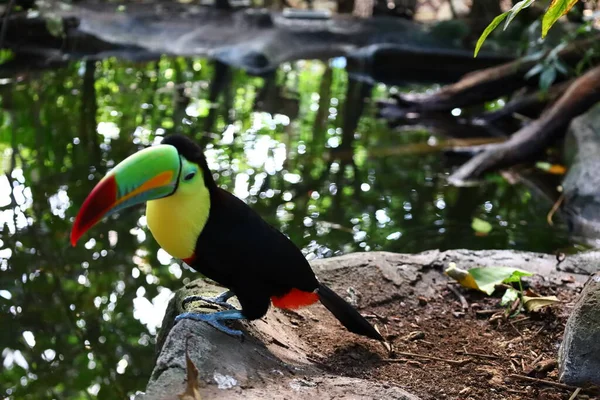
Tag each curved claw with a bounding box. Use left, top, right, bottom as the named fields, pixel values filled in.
left=175, top=310, right=245, bottom=338
left=182, top=290, right=236, bottom=310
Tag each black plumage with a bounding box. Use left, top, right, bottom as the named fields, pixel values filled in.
left=162, top=134, right=383, bottom=340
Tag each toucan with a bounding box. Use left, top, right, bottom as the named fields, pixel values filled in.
left=70, top=134, right=383, bottom=341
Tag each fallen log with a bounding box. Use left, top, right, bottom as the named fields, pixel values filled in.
left=1, top=1, right=514, bottom=81
left=448, top=63, right=600, bottom=185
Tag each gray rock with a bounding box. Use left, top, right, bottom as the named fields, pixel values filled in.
left=559, top=273, right=600, bottom=386
left=563, top=103, right=600, bottom=247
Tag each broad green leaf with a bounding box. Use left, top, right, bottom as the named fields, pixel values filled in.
left=474, top=11, right=509, bottom=58
left=468, top=267, right=533, bottom=295
left=501, top=288, right=520, bottom=306
left=542, top=0, right=580, bottom=38
left=505, top=0, right=535, bottom=31
left=472, top=217, right=492, bottom=234
left=523, top=295, right=559, bottom=311
left=446, top=266, right=533, bottom=295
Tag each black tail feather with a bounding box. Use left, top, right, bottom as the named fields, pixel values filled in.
left=317, top=283, right=383, bottom=341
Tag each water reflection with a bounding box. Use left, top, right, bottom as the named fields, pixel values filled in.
left=0, top=56, right=573, bottom=399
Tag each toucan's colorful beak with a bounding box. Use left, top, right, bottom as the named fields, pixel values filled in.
left=70, top=144, right=181, bottom=246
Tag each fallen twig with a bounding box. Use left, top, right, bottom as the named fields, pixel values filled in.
left=447, top=284, right=469, bottom=310
left=475, top=309, right=498, bottom=316
left=547, top=193, right=565, bottom=226
left=507, top=374, right=579, bottom=390
left=384, top=351, right=470, bottom=366
left=569, top=387, right=582, bottom=400
left=455, top=350, right=500, bottom=360
left=530, top=353, right=544, bottom=367
left=509, top=320, right=523, bottom=337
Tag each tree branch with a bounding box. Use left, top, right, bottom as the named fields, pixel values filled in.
left=448, top=63, right=600, bottom=185
left=391, top=36, right=598, bottom=113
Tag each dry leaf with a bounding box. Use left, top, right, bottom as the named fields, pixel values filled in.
left=178, top=337, right=202, bottom=400
left=523, top=295, right=559, bottom=312
left=445, top=263, right=479, bottom=291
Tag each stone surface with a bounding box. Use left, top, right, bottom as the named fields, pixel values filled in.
left=558, top=273, right=600, bottom=386
left=137, top=277, right=420, bottom=400
left=134, top=249, right=598, bottom=399
left=563, top=103, right=600, bottom=247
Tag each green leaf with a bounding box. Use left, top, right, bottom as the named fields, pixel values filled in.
left=468, top=267, right=533, bottom=295
left=542, top=0, right=580, bottom=38
left=555, top=60, right=569, bottom=75
left=505, top=0, right=535, bottom=31
left=474, top=11, right=509, bottom=58
left=525, top=63, right=545, bottom=80
left=471, top=217, right=492, bottom=234
left=501, top=288, right=520, bottom=306
left=502, top=269, right=533, bottom=283
left=540, top=67, right=557, bottom=91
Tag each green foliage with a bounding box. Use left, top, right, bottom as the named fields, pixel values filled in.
left=505, top=0, right=536, bottom=30
left=0, top=49, right=13, bottom=66
left=475, top=0, right=580, bottom=57
left=524, top=43, right=569, bottom=90
left=501, top=287, right=520, bottom=305
left=474, top=12, right=509, bottom=58
left=467, top=267, right=533, bottom=295
left=542, top=0, right=579, bottom=37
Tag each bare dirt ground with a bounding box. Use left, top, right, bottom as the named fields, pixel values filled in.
left=293, top=280, right=591, bottom=400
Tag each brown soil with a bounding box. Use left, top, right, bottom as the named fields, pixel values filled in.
left=290, top=279, right=597, bottom=400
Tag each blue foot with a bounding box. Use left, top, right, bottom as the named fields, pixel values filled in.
left=181, top=290, right=236, bottom=310
left=175, top=310, right=245, bottom=337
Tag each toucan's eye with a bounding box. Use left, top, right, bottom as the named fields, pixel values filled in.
left=183, top=171, right=196, bottom=181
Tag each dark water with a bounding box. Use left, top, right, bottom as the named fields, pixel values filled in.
left=0, top=57, right=576, bottom=399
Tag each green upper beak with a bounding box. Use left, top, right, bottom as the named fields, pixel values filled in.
left=70, top=144, right=181, bottom=246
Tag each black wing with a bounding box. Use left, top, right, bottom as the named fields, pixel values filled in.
left=192, top=188, right=319, bottom=318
